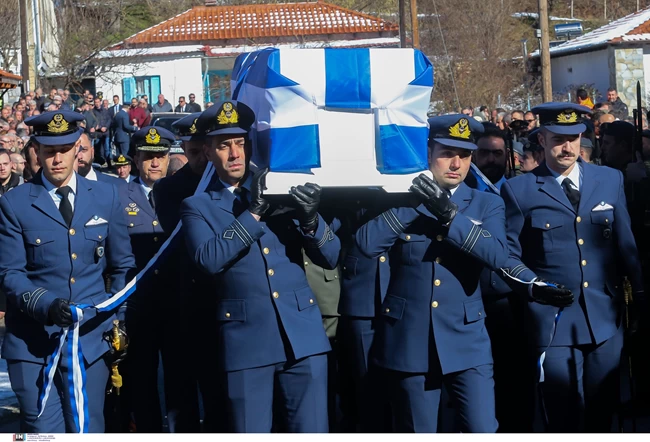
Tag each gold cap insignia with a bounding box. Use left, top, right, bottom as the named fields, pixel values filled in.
left=189, top=119, right=198, bottom=134
left=449, top=118, right=470, bottom=139
left=47, top=114, right=70, bottom=134
left=557, top=111, right=578, bottom=124
left=217, top=102, right=239, bottom=125
left=145, top=128, right=161, bottom=145
left=117, top=155, right=126, bottom=162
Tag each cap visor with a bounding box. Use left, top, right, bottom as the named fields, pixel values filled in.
left=206, top=127, right=248, bottom=137
left=136, top=146, right=171, bottom=153
left=32, top=128, right=83, bottom=146
left=543, top=123, right=586, bottom=135
left=435, top=138, right=477, bottom=151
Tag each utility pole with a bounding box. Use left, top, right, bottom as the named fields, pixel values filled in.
left=19, top=0, right=30, bottom=91
left=539, top=0, right=552, bottom=102
left=399, top=0, right=407, bottom=48
left=410, top=0, right=420, bottom=48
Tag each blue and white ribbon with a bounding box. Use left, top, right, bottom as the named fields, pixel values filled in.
left=37, top=164, right=216, bottom=433
left=231, top=47, right=434, bottom=174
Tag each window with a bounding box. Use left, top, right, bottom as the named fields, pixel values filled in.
left=122, top=76, right=161, bottom=103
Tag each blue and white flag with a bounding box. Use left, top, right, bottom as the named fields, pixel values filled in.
left=231, top=47, right=434, bottom=175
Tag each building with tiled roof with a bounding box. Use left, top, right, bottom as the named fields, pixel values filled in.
left=96, top=1, right=400, bottom=106
left=541, top=7, right=650, bottom=110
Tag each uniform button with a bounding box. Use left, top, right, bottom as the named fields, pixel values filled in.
left=583, top=282, right=589, bottom=288
left=268, top=269, right=275, bottom=276
left=431, top=301, right=439, bottom=308
left=129, top=223, right=134, bottom=227
left=405, top=235, right=411, bottom=241
left=69, top=228, right=75, bottom=235
left=263, top=247, right=270, bottom=254
left=545, top=223, right=550, bottom=228
left=605, top=218, right=609, bottom=224
left=153, top=237, right=159, bottom=242
left=581, top=260, right=587, bottom=266
left=578, top=239, right=584, bottom=245
left=98, top=235, right=102, bottom=240
left=191, top=279, right=196, bottom=283
left=225, top=312, right=231, bottom=318
left=35, top=239, right=41, bottom=244
left=273, top=292, right=279, bottom=299
left=154, top=269, right=159, bottom=275
left=379, top=256, right=386, bottom=263
left=309, top=299, right=314, bottom=304
left=304, top=261, right=309, bottom=266
left=334, top=275, right=338, bottom=279
left=70, top=277, right=75, bottom=284
left=436, top=235, right=443, bottom=242
left=153, top=221, right=158, bottom=226
left=385, top=308, right=390, bottom=313
left=435, top=257, right=442, bottom=264
left=71, top=253, right=77, bottom=260
left=434, top=279, right=441, bottom=287
left=576, top=216, right=582, bottom=223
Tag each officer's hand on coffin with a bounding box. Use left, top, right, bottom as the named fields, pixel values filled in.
left=409, top=174, right=458, bottom=226
left=249, top=168, right=270, bottom=217
left=290, top=183, right=321, bottom=232
left=48, top=298, right=74, bottom=328
left=530, top=280, right=574, bottom=308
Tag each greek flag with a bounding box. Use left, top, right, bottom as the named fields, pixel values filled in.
left=37, top=165, right=216, bottom=433
left=231, top=47, right=434, bottom=174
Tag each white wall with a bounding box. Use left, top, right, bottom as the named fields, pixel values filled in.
left=642, top=47, right=650, bottom=104
left=551, top=49, right=610, bottom=99
left=95, top=56, right=204, bottom=108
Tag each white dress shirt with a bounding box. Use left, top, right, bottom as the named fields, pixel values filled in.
left=220, top=175, right=253, bottom=202
left=546, top=162, right=582, bottom=191
left=42, top=172, right=77, bottom=210
left=85, top=168, right=98, bottom=181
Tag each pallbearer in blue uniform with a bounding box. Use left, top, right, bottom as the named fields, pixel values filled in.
left=181, top=100, right=340, bottom=433
left=355, top=115, right=508, bottom=432
left=0, top=110, right=136, bottom=432
left=117, top=126, right=173, bottom=432
left=501, top=103, right=646, bottom=432
left=151, top=112, right=213, bottom=432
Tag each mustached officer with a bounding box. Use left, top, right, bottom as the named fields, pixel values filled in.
left=355, top=115, right=509, bottom=432
left=117, top=126, right=174, bottom=432
left=0, top=110, right=136, bottom=432
left=181, top=100, right=340, bottom=432
left=501, top=103, right=645, bottom=432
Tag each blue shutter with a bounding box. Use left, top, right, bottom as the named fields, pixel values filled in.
left=143, top=78, right=150, bottom=99
left=151, top=76, right=161, bottom=98
left=122, top=77, right=136, bottom=104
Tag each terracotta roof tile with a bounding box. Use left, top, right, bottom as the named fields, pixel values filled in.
left=119, top=1, right=398, bottom=47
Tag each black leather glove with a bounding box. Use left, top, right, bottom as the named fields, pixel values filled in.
left=409, top=174, right=458, bottom=226
left=530, top=280, right=574, bottom=307
left=290, top=183, right=322, bottom=231
left=249, top=168, right=270, bottom=217
left=48, top=298, right=73, bottom=328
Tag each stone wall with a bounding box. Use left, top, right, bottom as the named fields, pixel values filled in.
left=614, top=47, right=645, bottom=114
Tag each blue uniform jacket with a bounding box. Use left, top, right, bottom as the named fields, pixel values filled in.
left=501, top=160, right=644, bottom=347
left=0, top=172, right=136, bottom=364
left=355, top=183, right=508, bottom=374
left=180, top=184, right=341, bottom=372
left=118, top=179, right=173, bottom=309
left=112, top=110, right=137, bottom=144
left=96, top=170, right=127, bottom=188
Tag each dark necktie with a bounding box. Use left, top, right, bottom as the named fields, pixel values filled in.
left=56, top=186, right=74, bottom=226
left=233, top=187, right=249, bottom=216
left=148, top=189, right=156, bottom=210
left=561, top=178, right=580, bottom=212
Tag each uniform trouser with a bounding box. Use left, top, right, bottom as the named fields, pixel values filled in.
left=124, top=303, right=200, bottom=433
left=115, top=142, right=129, bottom=158
left=337, top=316, right=392, bottom=432
left=535, top=326, right=623, bottom=433
left=484, top=296, right=535, bottom=432
left=220, top=354, right=329, bottom=433
left=8, top=356, right=109, bottom=433
left=379, top=364, right=498, bottom=433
